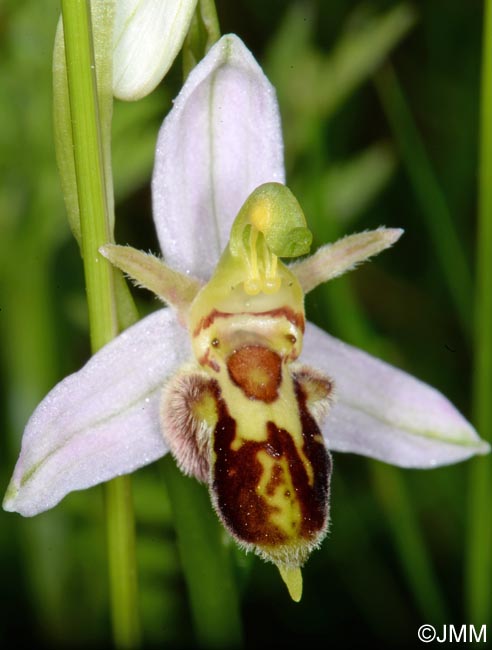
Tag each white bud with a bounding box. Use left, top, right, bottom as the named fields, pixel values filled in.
left=113, top=0, right=198, bottom=101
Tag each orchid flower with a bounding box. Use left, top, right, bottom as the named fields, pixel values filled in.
left=3, top=35, right=488, bottom=602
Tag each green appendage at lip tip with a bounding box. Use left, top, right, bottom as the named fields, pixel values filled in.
left=278, top=566, right=303, bottom=602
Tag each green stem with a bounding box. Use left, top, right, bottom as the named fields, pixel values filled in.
left=467, top=0, right=492, bottom=625
left=60, top=2, right=140, bottom=647
left=375, top=65, right=473, bottom=337
left=60, top=0, right=116, bottom=351
left=106, top=477, right=141, bottom=648
left=162, top=458, right=243, bottom=649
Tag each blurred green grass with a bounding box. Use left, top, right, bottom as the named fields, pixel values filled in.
left=0, top=1, right=487, bottom=647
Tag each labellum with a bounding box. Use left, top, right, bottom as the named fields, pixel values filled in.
left=162, top=182, right=333, bottom=601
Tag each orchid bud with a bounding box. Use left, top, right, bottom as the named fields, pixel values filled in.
left=113, top=0, right=198, bottom=100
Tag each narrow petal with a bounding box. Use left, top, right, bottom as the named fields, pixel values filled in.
left=152, top=34, right=285, bottom=280
left=290, top=228, right=403, bottom=294
left=3, top=310, right=191, bottom=517
left=100, top=244, right=203, bottom=320
left=113, top=0, right=198, bottom=100
left=302, top=323, right=490, bottom=467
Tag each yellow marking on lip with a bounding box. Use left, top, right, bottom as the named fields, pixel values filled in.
left=216, top=365, right=315, bottom=486
left=256, top=450, right=302, bottom=538
left=191, top=390, right=218, bottom=428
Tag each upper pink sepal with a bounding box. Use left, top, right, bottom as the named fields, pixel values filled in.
left=152, top=34, right=285, bottom=281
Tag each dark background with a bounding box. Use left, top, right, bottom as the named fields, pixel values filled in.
left=0, top=1, right=487, bottom=647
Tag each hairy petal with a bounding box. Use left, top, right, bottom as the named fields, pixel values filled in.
left=290, top=228, right=403, bottom=294
left=113, top=0, right=198, bottom=100
left=3, top=310, right=191, bottom=517
left=100, top=244, right=202, bottom=320
left=152, top=33, right=285, bottom=280
left=302, top=323, right=490, bottom=467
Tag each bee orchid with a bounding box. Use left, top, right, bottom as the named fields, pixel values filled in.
left=4, top=34, right=488, bottom=602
